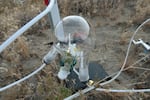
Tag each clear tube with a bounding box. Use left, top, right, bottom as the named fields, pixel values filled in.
left=58, top=66, right=70, bottom=80
left=0, top=63, right=46, bottom=92
left=79, top=51, right=89, bottom=82
left=43, top=43, right=60, bottom=64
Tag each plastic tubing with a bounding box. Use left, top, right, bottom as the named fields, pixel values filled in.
left=64, top=18, right=150, bottom=100
left=96, top=88, right=150, bottom=93
left=64, top=86, right=95, bottom=100
left=0, top=0, right=55, bottom=53
left=0, top=0, right=54, bottom=92
left=0, top=63, right=46, bottom=92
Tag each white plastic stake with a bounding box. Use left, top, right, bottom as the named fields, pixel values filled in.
left=48, top=0, right=59, bottom=28
left=133, top=39, right=150, bottom=50
left=48, top=0, right=65, bottom=40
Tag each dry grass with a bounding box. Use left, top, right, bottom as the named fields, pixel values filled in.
left=0, top=0, right=150, bottom=100
left=119, top=31, right=132, bottom=45
left=132, top=0, right=150, bottom=25
left=58, top=0, right=123, bottom=17
left=15, top=37, right=30, bottom=58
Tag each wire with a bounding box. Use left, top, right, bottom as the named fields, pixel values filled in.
left=64, top=18, right=150, bottom=100
left=0, top=63, right=46, bottom=92
left=100, top=18, right=150, bottom=86
left=68, top=53, right=150, bottom=99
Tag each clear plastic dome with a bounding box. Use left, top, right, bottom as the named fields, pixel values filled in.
left=55, top=15, right=90, bottom=42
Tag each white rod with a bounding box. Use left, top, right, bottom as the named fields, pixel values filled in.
left=73, top=67, right=79, bottom=76
left=0, top=0, right=55, bottom=53
left=96, top=88, right=150, bottom=93
left=80, top=51, right=83, bottom=68
left=0, top=63, right=46, bottom=92
left=64, top=86, right=95, bottom=100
